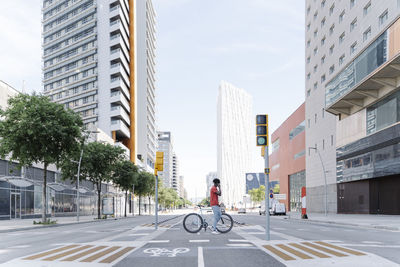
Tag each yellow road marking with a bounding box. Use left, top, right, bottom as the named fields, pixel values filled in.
left=80, top=246, right=121, bottom=262
left=289, top=243, right=330, bottom=258
left=99, top=247, right=135, bottom=263
left=61, top=246, right=107, bottom=261
left=316, top=242, right=366, bottom=256
left=23, top=245, right=79, bottom=260
left=302, top=242, right=347, bottom=257
left=276, top=244, right=312, bottom=259
left=263, top=245, right=295, bottom=261
left=43, top=245, right=93, bottom=261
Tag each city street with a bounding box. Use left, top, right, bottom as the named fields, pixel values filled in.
left=0, top=212, right=399, bottom=266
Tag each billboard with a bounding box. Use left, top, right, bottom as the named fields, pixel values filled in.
left=245, top=173, right=279, bottom=193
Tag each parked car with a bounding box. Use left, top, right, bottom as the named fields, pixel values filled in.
left=238, top=208, right=246, bottom=214
left=259, top=200, right=286, bottom=216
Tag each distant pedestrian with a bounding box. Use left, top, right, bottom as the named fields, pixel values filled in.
left=210, top=178, right=222, bottom=234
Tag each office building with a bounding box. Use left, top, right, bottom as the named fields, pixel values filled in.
left=217, top=81, right=255, bottom=207
left=157, top=131, right=174, bottom=188
left=42, top=0, right=156, bottom=170
left=206, top=172, right=217, bottom=198
left=171, top=153, right=180, bottom=196
left=306, top=0, right=400, bottom=214
left=270, top=103, right=305, bottom=212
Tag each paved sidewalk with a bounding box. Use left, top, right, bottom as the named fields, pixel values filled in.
left=285, top=212, right=400, bottom=231
left=0, top=215, right=141, bottom=233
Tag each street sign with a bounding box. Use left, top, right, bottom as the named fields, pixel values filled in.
left=269, top=193, right=274, bottom=199
left=274, top=194, right=287, bottom=200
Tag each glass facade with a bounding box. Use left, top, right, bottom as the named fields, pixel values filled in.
left=367, top=90, right=400, bottom=135
left=326, top=31, right=387, bottom=107
left=289, top=121, right=305, bottom=140
left=289, top=170, right=306, bottom=212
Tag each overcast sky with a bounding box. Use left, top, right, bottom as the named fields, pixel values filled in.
left=0, top=0, right=305, bottom=200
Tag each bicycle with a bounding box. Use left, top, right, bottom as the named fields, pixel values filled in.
left=183, top=206, right=234, bottom=234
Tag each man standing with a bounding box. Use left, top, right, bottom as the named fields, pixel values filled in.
left=210, top=178, right=222, bottom=234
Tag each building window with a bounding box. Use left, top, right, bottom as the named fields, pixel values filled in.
left=321, top=0, right=326, bottom=8
left=307, top=89, right=311, bottom=97
left=363, top=27, right=371, bottom=42
left=339, top=32, right=345, bottom=44
left=272, top=139, right=280, bottom=153
left=331, top=135, right=334, bottom=146
left=314, top=47, right=318, bottom=55
left=321, top=74, right=326, bottom=83
left=321, top=55, right=326, bottom=64
left=308, top=119, right=311, bottom=128
left=307, top=73, right=311, bottom=80
left=339, top=54, right=345, bottom=65
left=314, top=29, right=318, bottom=38
left=379, top=10, right=388, bottom=26
left=339, top=10, right=345, bottom=23
left=314, top=11, right=318, bottom=20
left=315, top=113, right=317, bottom=123
left=314, top=82, right=318, bottom=90
left=307, top=56, right=311, bottom=64
left=323, top=139, right=325, bottom=150
left=350, top=42, right=357, bottom=54
left=307, top=23, right=311, bottom=31
left=294, top=150, right=306, bottom=160
left=289, top=121, right=305, bottom=140
left=322, top=108, right=325, bottom=118
left=307, top=5, right=311, bottom=15
left=321, top=17, right=326, bottom=27
left=329, top=45, right=335, bottom=55
left=364, top=2, right=371, bottom=16
left=350, top=18, right=357, bottom=32
left=329, top=65, right=335, bottom=74
left=314, top=65, right=318, bottom=73
left=321, top=36, right=326, bottom=46
left=329, top=24, right=335, bottom=35
left=350, top=0, right=356, bottom=8
left=330, top=4, right=335, bottom=15
left=307, top=40, right=311, bottom=47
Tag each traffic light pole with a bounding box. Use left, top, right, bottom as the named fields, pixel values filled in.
left=155, top=174, right=158, bottom=230
left=264, top=147, right=270, bottom=241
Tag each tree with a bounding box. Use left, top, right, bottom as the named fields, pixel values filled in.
left=249, top=185, right=266, bottom=204
left=61, top=142, right=125, bottom=219
left=0, top=94, right=83, bottom=223
left=135, top=171, right=155, bottom=215
left=112, top=160, right=139, bottom=217
left=200, top=197, right=210, bottom=207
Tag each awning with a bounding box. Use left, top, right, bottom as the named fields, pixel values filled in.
left=326, top=53, right=400, bottom=118
left=48, top=183, right=67, bottom=192
left=0, top=176, right=35, bottom=188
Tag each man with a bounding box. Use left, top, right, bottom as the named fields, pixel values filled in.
left=210, top=178, right=222, bottom=234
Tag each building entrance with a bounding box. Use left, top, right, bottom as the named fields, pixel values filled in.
left=10, top=193, right=21, bottom=219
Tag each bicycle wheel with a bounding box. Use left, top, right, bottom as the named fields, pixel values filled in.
left=183, top=213, right=203, bottom=233
left=216, top=213, right=233, bottom=233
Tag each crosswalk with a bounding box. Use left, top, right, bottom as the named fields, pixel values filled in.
left=22, top=244, right=135, bottom=264
left=262, top=241, right=365, bottom=261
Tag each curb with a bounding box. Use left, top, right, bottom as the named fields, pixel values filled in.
left=284, top=216, right=399, bottom=231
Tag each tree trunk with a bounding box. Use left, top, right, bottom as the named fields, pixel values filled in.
left=42, top=162, right=48, bottom=223
left=97, top=182, right=101, bottom=219
left=125, top=190, right=127, bottom=217
left=139, top=196, right=141, bottom=215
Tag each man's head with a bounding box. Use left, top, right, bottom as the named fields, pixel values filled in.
left=213, top=178, right=220, bottom=186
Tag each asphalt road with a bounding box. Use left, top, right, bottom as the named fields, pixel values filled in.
left=0, top=213, right=399, bottom=266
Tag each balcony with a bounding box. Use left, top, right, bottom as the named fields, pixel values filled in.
left=110, top=119, right=130, bottom=138
left=115, top=142, right=130, bottom=158
left=110, top=105, right=130, bottom=125
left=326, top=53, right=400, bottom=118
left=109, top=77, right=130, bottom=98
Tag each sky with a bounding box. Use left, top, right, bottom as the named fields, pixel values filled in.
left=0, top=0, right=305, bottom=200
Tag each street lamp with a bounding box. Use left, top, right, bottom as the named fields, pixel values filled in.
left=308, top=146, right=328, bottom=216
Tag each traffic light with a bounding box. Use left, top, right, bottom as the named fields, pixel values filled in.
left=256, top=114, right=268, bottom=146
left=155, top=151, right=164, bottom=172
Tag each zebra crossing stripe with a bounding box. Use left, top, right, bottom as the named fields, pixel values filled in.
left=23, top=245, right=80, bottom=260
left=43, top=245, right=93, bottom=261
left=276, top=244, right=312, bottom=259
left=315, top=241, right=366, bottom=256
left=288, top=243, right=330, bottom=258
left=80, top=246, right=121, bottom=262
left=263, top=245, right=296, bottom=261
left=301, top=242, right=347, bottom=257
left=61, top=246, right=108, bottom=261
left=99, top=247, right=135, bottom=263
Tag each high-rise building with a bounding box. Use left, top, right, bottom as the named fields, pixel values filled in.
left=172, top=153, right=180, bottom=196
left=42, top=0, right=156, bottom=169
left=157, top=131, right=173, bottom=188
left=206, top=172, right=217, bottom=198
left=179, top=175, right=184, bottom=198
left=306, top=0, right=400, bottom=214
left=217, top=81, right=255, bottom=207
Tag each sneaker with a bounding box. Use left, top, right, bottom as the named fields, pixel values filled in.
left=211, top=230, right=220, bottom=234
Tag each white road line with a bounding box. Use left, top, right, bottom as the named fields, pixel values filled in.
left=0, top=250, right=8, bottom=254
left=148, top=240, right=170, bottom=243
left=8, top=245, right=30, bottom=249
left=190, top=240, right=210, bottom=243
left=129, top=233, right=149, bottom=236
left=362, top=241, right=383, bottom=244
left=228, top=239, right=248, bottom=242
left=339, top=244, right=400, bottom=248
left=272, top=228, right=286, bottom=230
left=227, top=244, right=253, bottom=247
left=198, top=247, right=204, bottom=267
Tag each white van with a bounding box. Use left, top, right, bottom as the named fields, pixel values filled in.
left=259, top=199, right=286, bottom=216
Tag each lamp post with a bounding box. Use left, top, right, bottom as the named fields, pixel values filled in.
left=308, top=146, right=327, bottom=216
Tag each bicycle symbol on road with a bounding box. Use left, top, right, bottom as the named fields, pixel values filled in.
left=143, top=247, right=190, bottom=257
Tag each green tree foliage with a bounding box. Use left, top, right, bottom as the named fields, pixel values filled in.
left=273, top=184, right=280, bottom=194
left=249, top=185, right=266, bottom=203
left=200, top=197, right=210, bottom=207
left=112, top=160, right=139, bottom=217
left=0, top=94, right=83, bottom=223
left=135, top=171, right=155, bottom=215
left=60, top=142, right=125, bottom=219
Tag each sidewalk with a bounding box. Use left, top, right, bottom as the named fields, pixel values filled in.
left=285, top=212, right=400, bottom=231
left=0, top=215, right=139, bottom=233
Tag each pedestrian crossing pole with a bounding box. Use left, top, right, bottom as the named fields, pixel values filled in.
left=155, top=152, right=164, bottom=231
left=256, top=114, right=270, bottom=241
